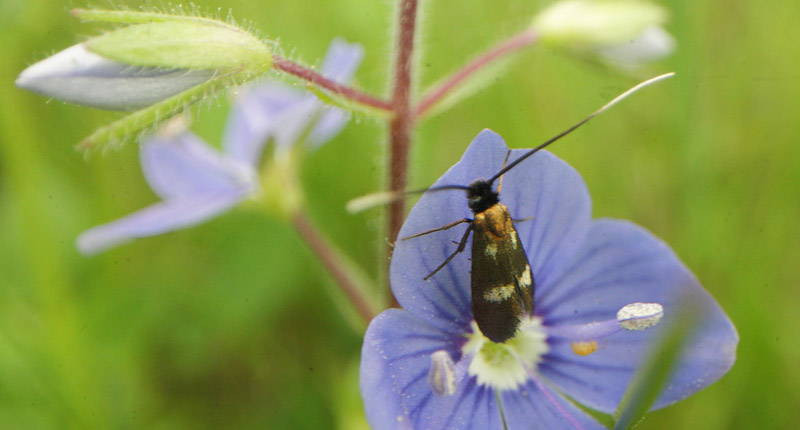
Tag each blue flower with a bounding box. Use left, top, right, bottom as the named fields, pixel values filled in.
left=76, top=38, right=364, bottom=254
left=360, top=130, right=738, bottom=429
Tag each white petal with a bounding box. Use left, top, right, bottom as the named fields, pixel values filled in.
left=15, top=44, right=214, bottom=111
left=595, top=26, right=676, bottom=66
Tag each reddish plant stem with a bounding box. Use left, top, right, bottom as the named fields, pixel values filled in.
left=273, top=56, right=393, bottom=111
left=293, top=212, right=377, bottom=324
left=414, top=30, right=538, bottom=119
left=386, top=0, right=419, bottom=307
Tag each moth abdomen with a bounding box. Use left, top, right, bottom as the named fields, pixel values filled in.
left=470, top=203, right=534, bottom=343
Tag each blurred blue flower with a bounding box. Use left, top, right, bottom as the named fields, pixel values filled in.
left=77, top=38, right=364, bottom=254
left=360, top=130, right=738, bottom=429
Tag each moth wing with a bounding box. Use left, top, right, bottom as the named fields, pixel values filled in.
left=470, top=208, right=533, bottom=343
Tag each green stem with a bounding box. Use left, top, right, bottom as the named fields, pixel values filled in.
left=79, top=75, right=231, bottom=151
left=273, top=56, right=393, bottom=112
left=292, top=211, right=378, bottom=324
left=414, top=30, right=538, bottom=119
left=385, top=0, right=420, bottom=307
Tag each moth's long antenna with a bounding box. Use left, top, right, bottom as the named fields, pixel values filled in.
left=347, top=72, right=674, bottom=214
left=487, top=72, right=675, bottom=184
left=346, top=184, right=470, bottom=213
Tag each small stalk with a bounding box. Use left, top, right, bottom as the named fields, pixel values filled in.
left=414, top=30, right=538, bottom=119
left=385, top=0, right=420, bottom=307
left=292, top=211, right=378, bottom=324
left=273, top=56, right=392, bottom=111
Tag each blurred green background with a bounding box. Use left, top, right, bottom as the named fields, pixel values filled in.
left=1, top=0, right=798, bottom=428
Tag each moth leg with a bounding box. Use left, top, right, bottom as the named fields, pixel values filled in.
left=511, top=215, right=535, bottom=223
left=424, top=223, right=474, bottom=280
left=402, top=218, right=472, bottom=240
left=496, top=150, right=512, bottom=193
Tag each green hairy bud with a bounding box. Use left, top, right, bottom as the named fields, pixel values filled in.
left=15, top=8, right=275, bottom=150
left=80, top=10, right=272, bottom=75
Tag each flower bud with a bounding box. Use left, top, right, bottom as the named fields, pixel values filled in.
left=532, top=0, right=674, bottom=66
left=593, top=25, right=675, bottom=66
left=15, top=10, right=272, bottom=111
left=15, top=44, right=216, bottom=111
left=84, top=18, right=272, bottom=75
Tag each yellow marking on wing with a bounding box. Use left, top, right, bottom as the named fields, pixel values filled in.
left=519, top=264, right=532, bottom=286
left=483, top=284, right=516, bottom=302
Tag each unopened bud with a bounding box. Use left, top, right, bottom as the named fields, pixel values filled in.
left=16, top=10, right=272, bottom=111
left=15, top=44, right=215, bottom=111
left=532, top=0, right=674, bottom=66
left=85, top=18, right=272, bottom=75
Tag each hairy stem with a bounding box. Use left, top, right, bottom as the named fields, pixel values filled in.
left=414, top=30, right=538, bottom=119
left=386, top=0, right=420, bottom=306
left=273, top=56, right=393, bottom=111
left=293, top=212, right=377, bottom=324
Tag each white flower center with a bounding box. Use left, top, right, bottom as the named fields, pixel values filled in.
left=461, top=316, right=549, bottom=391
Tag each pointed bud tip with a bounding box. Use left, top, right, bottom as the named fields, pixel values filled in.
left=16, top=43, right=217, bottom=111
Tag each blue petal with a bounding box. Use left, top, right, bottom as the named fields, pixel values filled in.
left=361, top=310, right=517, bottom=430
left=391, top=129, right=591, bottom=332
left=306, top=38, right=364, bottom=147
left=306, top=106, right=349, bottom=149
left=537, top=219, right=738, bottom=412
left=361, top=309, right=464, bottom=430
left=500, top=380, right=605, bottom=429
left=75, top=191, right=246, bottom=255
left=392, top=130, right=507, bottom=333
left=501, top=144, right=592, bottom=297
left=222, top=38, right=363, bottom=162
left=141, top=131, right=255, bottom=200
left=361, top=309, right=604, bottom=429
left=223, top=84, right=316, bottom=164
left=319, top=37, right=364, bottom=83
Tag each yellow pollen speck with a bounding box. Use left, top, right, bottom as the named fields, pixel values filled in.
left=571, top=340, right=599, bottom=356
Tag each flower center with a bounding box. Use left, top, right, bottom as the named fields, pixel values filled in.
left=461, top=316, right=549, bottom=391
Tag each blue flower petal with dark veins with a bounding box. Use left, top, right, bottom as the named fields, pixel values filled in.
left=362, top=129, right=738, bottom=429
left=76, top=39, right=364, bottom=254
left=538, top=219, right=738, bottom=412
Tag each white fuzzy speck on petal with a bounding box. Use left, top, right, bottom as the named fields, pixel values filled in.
left=428, top=350, right=457, bottom=397
left=617, top=302, right=664, bottom=331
